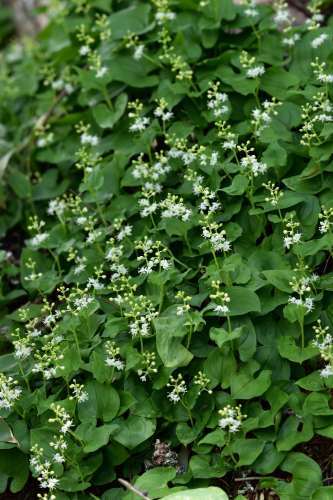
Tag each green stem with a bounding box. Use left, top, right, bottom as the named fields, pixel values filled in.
left=299, top=316, right=305, bottom=350
left=227, top=316, right=232, bottom=334
left=181, top=401, right=194, bottom=427
left=186, top=324, right=193, bottom=349
left=48, top=249, right=62, bottom=276
left=72, top=329, right=82, bottom=361
left=102, top=86, right=113, bottom=110
left=212, top=249, right=220, bottom=271
left=158, top=284, right=164, bottom=314
left=18, top=361, right=30, bottom=391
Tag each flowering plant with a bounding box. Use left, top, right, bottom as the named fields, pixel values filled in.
left=1, top=0, right=333, bottom=498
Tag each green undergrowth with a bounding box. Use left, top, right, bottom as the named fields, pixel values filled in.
left=1, top=0, right=333, bottom=499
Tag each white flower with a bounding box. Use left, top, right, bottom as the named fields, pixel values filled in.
left=106, top=357, right=124, bottom=370
left=218, top=405, right=244, bottom=433
left=155, top=11, right=176, bottom=24
left=240, top=155, right=267, bottom=176
left=0, top=375, right=22, bottom=410
left=96, top=66, right=107, bottom=78
left=60, top=419, right=73, bottom=434
left=73, top=295, right=93, bottom=310
left=129, top=116, right=150, bottom=132
left=79, top=45, right=90, bottom=56
left=246, top=65, right=265, bottom=78
left=274, top=9, right=290, bottom=25
left=134, top=44, right=144, bottom=60
left=320, top=365, right=333, bottom=378
left=318, top=73, right=333, bottom=83
left=117, top=225, right=132, bottom=241
left=53, top=453, right=65, bottom=464
left=28, top=233, right=49, bottom=247
left=76, top=216, right=87, bottom=225
left=46, top=477, right=59, bottom=490
left=80, top=133, right=99, bottom=146
left=219, top=416, right=241, bottom=433
left=14, top=344, right=32, bottom=359
left=52, top=79, right=64, bottom=91
left=311, top=34, right=329, bottom=49
left=282, top=33, right=300, bottom=47
left=245, top=7, right=258, bottom=17
left=214, top=304, right=229, bottom=314
left=47, top=199, right=66, bottom=217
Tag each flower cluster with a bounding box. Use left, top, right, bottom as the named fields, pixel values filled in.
left=0, top=374, right=22, bottom=411
left=313, top=320, right=333, bottom=378
left=167, top=374, right=187, bottom=403
left=210, top=281, right=231, bottom=315
left=283, top=214, right=302, bottom=249
left=105, top=341, right=125, bottom=371
left=218, top=405, right=245, bottom=433
left=240, top=50, right=265, bottom=79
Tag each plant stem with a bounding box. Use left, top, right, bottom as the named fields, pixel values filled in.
left=299, top=316, right=305, bottom=350
left=118, top=478, right=151, bottom=500
left=72, top=329, right=82, bottom=361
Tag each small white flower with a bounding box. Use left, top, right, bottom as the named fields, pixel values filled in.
left=320, top=365, right=333, bottom=378
left=311, top=33, right=329, bottom=49
left=106, top=357, right=124, bottom=370
left=96, top=66, right=107, bottom=78
left=28, top=233, right=49, bottom=247
left=282, top=33, right=300, bottom=47
left=245, top=7, right=258, bottom=17
left=246, top=65, right=265, bottom=78
left=53, top=453, right=65, bottom=464
left=134, top=44, right=144, bottom=60
left=47, top=477, right=59, bottom=490
left=80, top=133, right=99, bottom=146
left=214, top=304, right=229, bottom=314
left=79, top=45, right=90, bottom=56
left=129, top=116, right=150, bottom=132
left=60, top=419, right=73, bottom=434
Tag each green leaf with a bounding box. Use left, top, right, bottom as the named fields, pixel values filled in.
left=222, top=175, right=248, bottom=196
left=109, top=4, right=152, bottom=39
left=131, top=467, right=177, bottom=499
left=113, top=416, right=156, bottom=449
left=276, top=417, right=313, bottom=451
left=231, top=364, right=271, bottom=399
left=154, top=307, right=193, bottom=368
left=277, top=336, right=318, bottom=363
left=75, top=422, right=117, bottom=453
left=231, top=438, right=265, bottom=466
left=93, top=94, right=128, bottom=129
left=262, top=270, right=292, bottom=293
left=209, top=326, right=243, bottom=348
left=78, top=381, right=120, bottom=423
left=163, top=487, right=228, bottom=500
left=225, top=287, right=261, bottom=316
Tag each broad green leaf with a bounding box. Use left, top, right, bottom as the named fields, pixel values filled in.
left=231, top=365, right=271, bottom=399
left=163, top=487, right=228, bottom=500
left=93, top=94, right=128, bottom=129
left=225, top=287, right=261, bottom=316
left=277, top=336, right=318, bottom=363
left=113, top=416, right=156, bottom=449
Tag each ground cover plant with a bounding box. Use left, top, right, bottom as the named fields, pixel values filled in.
left=1, top=0, right=333, bottom=498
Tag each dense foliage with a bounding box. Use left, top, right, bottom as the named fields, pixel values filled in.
left=1, top=0, right=333, bottom=498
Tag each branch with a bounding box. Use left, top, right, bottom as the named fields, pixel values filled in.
left=118, top=478, right=151, bottom=500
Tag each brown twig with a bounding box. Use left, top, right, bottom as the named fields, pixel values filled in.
left=118, top=478, right=151, bottom=499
